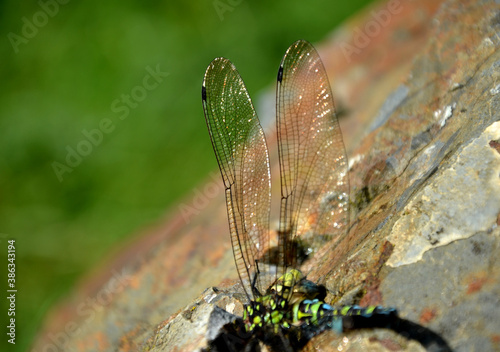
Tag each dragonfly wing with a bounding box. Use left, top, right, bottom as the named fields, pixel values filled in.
left=276, top=40, right=349, bottom=275
left=202, top=58, right=272, bottom=299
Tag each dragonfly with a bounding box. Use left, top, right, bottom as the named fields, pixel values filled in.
left=201, top=40, right=397, bottom=351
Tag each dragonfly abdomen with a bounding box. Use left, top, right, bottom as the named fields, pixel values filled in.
left=292, top=299, right=334, bottom=325
left=292, top=300, right=398, bottom=333
left=335, top=305, right=397, bottom=318
left=335, top=305, right=398, bottom=332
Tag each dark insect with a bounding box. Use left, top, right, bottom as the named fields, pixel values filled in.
left=201, top=40, right=397, bottom=351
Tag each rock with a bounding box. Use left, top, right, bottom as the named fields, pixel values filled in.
left=32, top=0, right=500, bottom=351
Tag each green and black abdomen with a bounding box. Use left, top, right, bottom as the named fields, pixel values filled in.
left=293, top=300, right=398, bottom=333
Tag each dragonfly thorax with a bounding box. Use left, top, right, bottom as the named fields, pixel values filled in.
left=243, top=294, right=291, bottom=332
left=243, top=269, right=330, bottom=333
left=267, top=269, right=327, bottom=305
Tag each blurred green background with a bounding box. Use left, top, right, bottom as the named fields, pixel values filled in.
left=0, top=0, right=374, bottom=350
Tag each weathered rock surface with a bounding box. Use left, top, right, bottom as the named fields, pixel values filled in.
left=33, top=0, right=500, bottom=351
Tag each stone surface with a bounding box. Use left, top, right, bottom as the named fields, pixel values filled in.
left=387, top=122, right=500, bottom=267
left=32, top=0, right=500, bottom=351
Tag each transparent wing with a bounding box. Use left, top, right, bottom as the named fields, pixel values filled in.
left=202, top=58, right=272, bottom=299
left=276, top=40, right=349, bottom=280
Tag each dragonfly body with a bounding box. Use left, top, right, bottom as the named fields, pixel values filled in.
left=242, top=269, right=396, bottom=334
left=201, top=40, right=397, bottom=350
